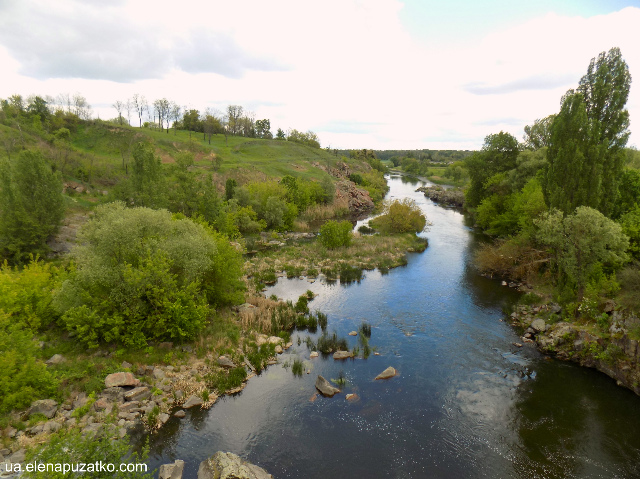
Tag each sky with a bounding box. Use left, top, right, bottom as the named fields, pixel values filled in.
left=0, top=0, right=639, bottom=150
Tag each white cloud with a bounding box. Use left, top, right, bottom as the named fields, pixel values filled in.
left=0, top=1, right=639, bottom=149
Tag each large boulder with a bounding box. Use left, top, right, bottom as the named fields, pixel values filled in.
left=315, top=375, right=340, bottom=397
left=333, top=350, right=353, bottom=360
left=531, top=319, right=546, bottom=333
left=104, top=372, right=140, bottom=388
left=28, top=399, right=58, bottom=419
left=198, top=451, right=272, bottom=479
left=217, top=356, right=236, bottom=369
left=159, top=459, right=185, bottom=479
left=375, top=367, right=397, bottom=380
left=124, top=386, right=151, bottom=402
left=183, top=395, right=203, bottom=409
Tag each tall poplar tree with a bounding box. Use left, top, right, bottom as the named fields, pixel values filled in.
left=544, top=47, right=631, bottom=216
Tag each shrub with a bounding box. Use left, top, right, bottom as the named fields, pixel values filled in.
left=319, top=220, right=353, bottom=249
left=0, top=150, right=64, bottom=263
left=291, top=358, right=304, bottom=376
left=0, top=312, right=58, bottom=413
left=54, top=202, right=245, bottom=348
left=369, top=199, right=426, bottom=234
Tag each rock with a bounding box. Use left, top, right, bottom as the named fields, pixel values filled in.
left=104, top=372, right=140, bottom=388
left=501, top=281, right=507, bottom=286
left=9, top=448, right=26, bottom=464
left=92, top=398, right=111, bottom=412
left=348, top=331, right=358, bottom=336
left=217, top=356, right=236, bottom=368
left=124, top=387, right=151, bottom=402
left=158, top=413, right=170, bottom=425
left=43, top=421, right=61, bottom=434
left=267, top=336, right=283, bottom=345
left=310, top=351, right=319, bottom=358
left=345, top=393, right=359, bottom=401
left=550, top=303, right=562, bottom=315
left=234, top=303, right=257, bottom=313
left=119, top=401, right=140, bottom=412
left=315, top=375, right=340, bottom=397
left=159, top=342, right=173, bottom=349
left=284, top=342, right=293, bottom=350
left=375, top=367, right=397, bottom=380
left=174, top=410, right=186, bottom=418
left=101, top=387, right=125, bottom=403
left=197, top=451, right=272, bottom=479
left=513, top=342, right=523, bottom=348
left=183, top=395, right=203, bottom=409
left=333, top=350, right=353, bottom=360
left=603, top=300, right=616, bottom=313
left=28, top=399, right=58, bottom=419
left=153, top=368, right=166, bottom=380
left=159, top=459, right=185, bottom=479
left=274, top=345, right=283, bottom=354
left=531, top=319, right=546, bottom=333
left=46, top=354, right=66, bottom=366
left=5, top=427, right=17, bottom=438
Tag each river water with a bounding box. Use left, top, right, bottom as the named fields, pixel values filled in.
left=147, top=175, right=640, bottom=478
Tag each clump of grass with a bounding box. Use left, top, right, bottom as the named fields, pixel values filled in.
left=205, top=366, right=247, bottom=394
left=305, top=336, right=316, bottom=350
left=295, top=295, right=310, bottom=314
left=339, top=264, right=363, bottom=284
left=307, top=267, right=318, bottom=277
left=245, top=343, right=276, bottom=374
left=292, top=358, right=304, bottom=377
left=305, top=289, right=315, bottom=300
left=316, top=331, right=349, bottom=354
left=316, top=311, right=328, bottom=331
left=359, top=321, right=372, bottom=338
left=332, top=371, right=347, bottom=386
left=520, top=292, right=542, bottom=305
left=284, top=264, right=304, bottom=278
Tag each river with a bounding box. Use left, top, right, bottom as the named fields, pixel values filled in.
left=147, top=174, right=640, bottom=478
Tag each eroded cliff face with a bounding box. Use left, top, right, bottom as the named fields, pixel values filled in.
left=335, top=180, right=374, bottom=216
left=510, top=304, right=640, bottom=395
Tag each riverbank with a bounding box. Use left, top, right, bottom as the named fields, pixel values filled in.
left=507, top=299, right=640, bottom=395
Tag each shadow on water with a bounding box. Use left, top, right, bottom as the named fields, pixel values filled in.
left=144, top=175, right=640, bottom=478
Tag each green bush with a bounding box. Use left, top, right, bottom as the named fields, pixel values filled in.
left=319, top=220, right=353, bottom=249
left=0, top=150, right=64, bottom=263
left=54, top=202, right=245, bottom=348
left=369, top=199, right=426, bottom=234
left=0, top=312, right=58, bottom=413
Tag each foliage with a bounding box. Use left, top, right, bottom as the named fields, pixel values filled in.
left=319, top=220, right=353, bottom=249
left=369, top=199, right=427, bottom=234
left=544, top=48, right=630, bottom=217
left=620, top=205, right=640, bottom=260
left=205, top=366, right=247, bottom=393
left=54, top=203, right=245, bottom=348
left=614, top=169, right=640, bottom=219
left=0, top=150, right=64, bottom=263
left=0, top=311, right=58, bottom=413
left=465, top=131, right=520, bottom=208
left=24, top=426, right=153, bottom=479
left=536, top=207, right=629, bottom=299
left=523, top=115, right=555, bottom=150
left=286, top=129, right=320, bottom=148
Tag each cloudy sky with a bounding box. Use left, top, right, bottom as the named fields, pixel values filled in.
left=1, top=0, right=639, bottom=150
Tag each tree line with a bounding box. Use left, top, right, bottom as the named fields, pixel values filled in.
left=466, top=47, right=640, bottom=314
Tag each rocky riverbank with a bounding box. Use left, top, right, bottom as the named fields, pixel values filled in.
left=508, top=302, right=640, bottom=395
left=416, top=185, right=465, bottom=208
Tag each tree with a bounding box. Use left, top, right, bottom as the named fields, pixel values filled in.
left=170, top=101, right=182, bottom=134
left=226, top=105, right=243, bottom=135
left=319, top=220, right=353, bottom=249
left=276, top=128, right=286, bottom=140
left=182, top=108, right=202, bottom=136
left=256, top=119, right=272, bottom=139
left=523, top=115, right=555, bottom=150
left=536, top=206, right=629, bottom=300
left=545, top=47, right=631, bottom=217
left=203, top=111, right=222, bottom=144
left=369, top=199, right=427, bottom=234
left=112, top=100, right=124, bottom=125
left=132, top=93, right=147, bottom=127
left=0, top=151, right=64, bottom=263
left=465, top=131, right=520, bottom=207
left=129, top=142, right=163, bottom=206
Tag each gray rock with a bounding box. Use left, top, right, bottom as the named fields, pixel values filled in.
left=217, top=356, right=236, bottom=369
left=315, top=375, right=340, bottom=397
left=28, top=399, right=58, bottom=419
left=104, top=372, right=140, bottom=388
left=121, top=361, right=132, bottom=369
left=153, top=368, right=166, bottom=380
left=375, top=366, right=397, bottom=380
left=46, top=354, right=66, bottom=366
left=183, top=395, right=203, bottom=409
left=333, top=351, right=353, bottom=360
left=531, top=319, right=546, bottom=333
left=159, top=459, right=185, bottom=479
left=43, top=421, right=61, bottom=434
left=158, top=413, right=170, bottom=425
left=550, top=303, right=562, bottom=315
left=197, top=451, right=272, bottom=479
left=9, top=448, right=26, bottom=464
left=174, top=410, right=186, bottom=418
left=124, top=386, right=151, bottom=402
